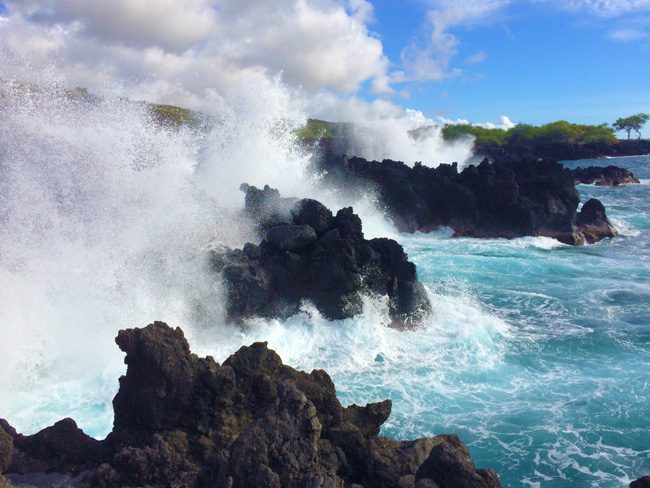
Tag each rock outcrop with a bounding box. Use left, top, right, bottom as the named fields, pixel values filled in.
left=211, top=186, right=431, bottom=325
left=576, top=199, right=618, bottom=243
left=316, top=152, right=617, bottom=245
left=1, top=321, right=503, bottom=488
left=570, top=165, right=640, bottom=186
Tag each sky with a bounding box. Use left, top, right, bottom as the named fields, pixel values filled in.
left=0, top=0, right=649, bottom=136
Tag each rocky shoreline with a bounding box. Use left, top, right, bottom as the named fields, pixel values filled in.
left=1, top=322, right=504, bottom=488
left=316, top=152, right=618, bottom=245
left=1, top=147, right=643, bottom=487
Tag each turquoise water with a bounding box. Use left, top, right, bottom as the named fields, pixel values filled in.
left=388, top=156, right=650, bottom=487
left=4, top=85, right=646, bottom=487
left=3, top=153, right=648, bottom=488
left=198, top=155, right=649, bottom=487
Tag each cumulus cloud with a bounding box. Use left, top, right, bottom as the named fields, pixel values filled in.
left=2, top=0, right=648, bottom=120
left=439, top=115, right=515, bottom=130
left=0, top=0, right=390, bottom=108
left=215, top=0, right=388, bottom=93
left=20, top=0, right=218, bottom=52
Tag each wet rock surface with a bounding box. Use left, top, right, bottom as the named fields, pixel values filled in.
left=570, top=165, right=640, bottom=186
left=576, top=198, right=618, bottom=244
left=211, top=186, right=431, bottom=325
left=316, top=151, right=617, bottom=246
left=1, top=321, right=504, bottom=488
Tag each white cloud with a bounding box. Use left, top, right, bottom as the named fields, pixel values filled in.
left=0, top=0, right=390, bottom=107
left=551, top=0, right=650, bottom=44
left=24, top=0, right=218, bottom=52
left=608, top=27, right=648, bottom=41
left=558, top=0, right=650, bottom=17
left=467, top=50, right=488, bottom=64
left=439, top=115, right=515, bottom=130
left=396, top=0, right=508, bottom=83
left=394, top=0, right=650, bottom=85
left=217, top=0, right=388, bottom=93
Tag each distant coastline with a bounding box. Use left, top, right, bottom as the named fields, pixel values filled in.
left=473, top=139, right=650, bottom=162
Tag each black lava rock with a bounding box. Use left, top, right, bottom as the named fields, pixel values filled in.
left=212, top=185, right=431, bottom=325
left=1, top=322, right=504, bottom=488
left=316, top=151, right=618, bottom=245
left=571, top=165, right=640, bottom=186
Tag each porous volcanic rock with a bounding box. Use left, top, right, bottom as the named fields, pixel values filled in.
left=1, top=321, right=504, bottom=488
left=571, top=165, right=640, bottom=186
left=316, top=151, right=617, bottom=246
left=576, top=199, right=618, bottom=243
left=211, top=186, right=431, bottom=325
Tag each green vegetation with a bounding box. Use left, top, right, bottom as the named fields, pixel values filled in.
left=441, top=124, right=509, bottom=145
left=613, top=113, right=649, bottom=140
left=296, top=119, right=338, bottom=139
left=442, top=120, right=618, bottom=146
left=148, top=103, right=199, bottom=127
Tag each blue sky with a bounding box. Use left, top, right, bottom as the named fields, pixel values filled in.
left=0, top=0, right=649, bottom=136
left=366, top=0, right=650, bottom=133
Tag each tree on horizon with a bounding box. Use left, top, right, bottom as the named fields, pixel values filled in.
left=613, top=114, right=649, bottom=140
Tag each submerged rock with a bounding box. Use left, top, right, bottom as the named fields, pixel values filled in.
left=211, top=185, right=431, bottom=325
left=1, top=321, right=504, bottom=488
left=316, top=152, right=618, bottom=245
left=571, top=165, right=640, bottom=186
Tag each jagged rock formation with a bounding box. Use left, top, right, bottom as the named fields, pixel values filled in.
left=316, top=152, right=617, bottom=245
left=570, top=165, right=640, bottom=186
left=1, top=322, right=503, bottom=488
left=211, top=185, right=431, bottom=325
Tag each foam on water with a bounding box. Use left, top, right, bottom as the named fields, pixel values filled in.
left=0, top=77, right=335, bottom=435
left=399, top=157, right=650, bottom=486
left=189, top=288, right=512, bottom=437
left=0, top=76, right=471, bottom=437
left=2, top=72, right=650, bottom=488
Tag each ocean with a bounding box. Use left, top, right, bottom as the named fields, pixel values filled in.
left=196, top=156, right=650, bottom=487
left=195, top=156, right=650, bottom=487
left=1, top=86, right=648, bottom=487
